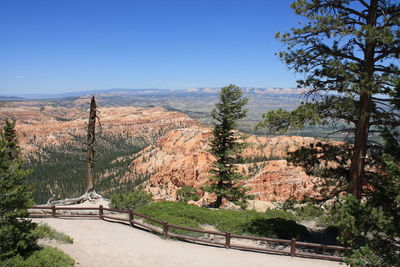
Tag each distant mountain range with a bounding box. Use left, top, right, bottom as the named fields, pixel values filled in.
left=1, top=87, right=305, bottom=99
left=0, top=95, right=25, bottom=100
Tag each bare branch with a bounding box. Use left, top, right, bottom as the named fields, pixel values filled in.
left=359, top=0, right=369, bottom=9
left=374, top=46, right=400, bottom=62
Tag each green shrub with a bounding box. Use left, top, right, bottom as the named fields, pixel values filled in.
left=265, top=209, right=297, bottom=221
left=137, top=201, right=309, bottom=240
left=137, top=202, right=203, bottom=237
left=345, top=246, right=384, bottom=267
left=279, top=197, right=297, bottom=211
left=150, top=213, right=202, bottom=237
left=294, top=204, right=324, bottom=221
left=137, top=202, right=205, bottom=223
left=2, top=247, right=74, bottom=267
left=209, top=209, right=257, bottom=234
left=316, top=211, right=337, bottom=227
left=110, top=189, right=153, bottom=210
left=32, top=224, right=73, bottom=244
left=243, top=217, right=308, bottom=239
left=176, top=186, right=200, bottom=202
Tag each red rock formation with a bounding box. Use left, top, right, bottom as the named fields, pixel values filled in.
left=125, top=126, right=337, bottom=203
left=0, top=100, right=198, bottom=155
left=1, top=99, right=337, bottom=204
left=247, top=160, right=321, bottom=201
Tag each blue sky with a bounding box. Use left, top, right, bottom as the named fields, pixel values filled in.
left=0, top=0, right=301, bottom=95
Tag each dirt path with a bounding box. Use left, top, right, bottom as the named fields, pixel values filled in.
left=33, top=218, right=345, bottom=267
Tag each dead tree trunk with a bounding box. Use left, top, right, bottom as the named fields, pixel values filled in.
left=86, top=96, right=96, bottom=192
left=45, top=96, right=103, bottom=206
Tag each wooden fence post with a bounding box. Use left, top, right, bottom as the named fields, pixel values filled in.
left=129, top=211, right=134, bottom=227
left=51, top=206, right=56, bottom=217
left=290, top=238, right=296, bottom=257
left=162, top=221, right=169, bottom=239
left=225, top=232, right=231, bottom=248
left=99, top=205, right=103, bottom=220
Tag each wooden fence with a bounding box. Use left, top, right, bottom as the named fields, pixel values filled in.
left=29, top=205, right=349, bottom=262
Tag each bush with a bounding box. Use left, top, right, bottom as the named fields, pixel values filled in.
left=294, top=204, right=324, bottom=221
left=265, top=209, right=297, bottom=221
left=137, top=201, right=309, bottom=240
left=176, top=186, right=200, bottom=202
left=110, top=189, right=153, bottom=210
left=32, top=224, right=73, bottom=244
left=2, top=247, right=74, bottom=267
left=279, top=197, right=297, bottom=211
left=244, top=218, right=308, bottom=240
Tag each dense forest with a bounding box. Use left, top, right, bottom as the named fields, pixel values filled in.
left=25, top=134, right=148, bottom=204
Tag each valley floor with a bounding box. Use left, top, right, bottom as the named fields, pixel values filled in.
left=32, top=218, right=345, bottom=267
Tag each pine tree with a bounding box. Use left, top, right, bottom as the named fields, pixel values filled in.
left=0, top=119, right=37, bottom=260
left=257, top=0, right=400, bottom=199
left=204, top=84, right=253, bottom=208
left=3, top=119, right=19, bottom=160
left=333, top=129, right=400, bottom=266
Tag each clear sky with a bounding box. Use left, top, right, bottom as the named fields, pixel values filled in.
left=0, top=0, right=301, bottom=95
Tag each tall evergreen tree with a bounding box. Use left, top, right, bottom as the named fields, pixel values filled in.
left=257, top=0, right=400, bottom=199
left=333, top=130, right=400, bottom=266
left=3, top=119, right=19, bottom=160
left=0, top=119, right=36, bottom=260
left=204, top=84, right=252, bottom=208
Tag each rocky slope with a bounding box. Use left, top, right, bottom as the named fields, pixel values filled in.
left=1, top=98, right=334, bottom=205
left=0, top=98, right=201, bottom=202
left=123, top=126, right=333, bottom=204
left=0, top=98, right=198, bottom=155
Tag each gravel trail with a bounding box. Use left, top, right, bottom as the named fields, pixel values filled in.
left=32, top=217, right=345, bottom=267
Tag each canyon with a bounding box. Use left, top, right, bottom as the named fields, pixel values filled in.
left=0, top=97, right=197, bottom=155
left=1, top=96, right=333, bottom=206
left=126, top=127, right=326, bottom=205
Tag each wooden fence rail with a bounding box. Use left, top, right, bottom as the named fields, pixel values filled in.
left=29, top=205, right=349, bottom=262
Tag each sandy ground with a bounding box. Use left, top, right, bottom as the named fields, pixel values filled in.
left=32, top=217, right=345, bottom=267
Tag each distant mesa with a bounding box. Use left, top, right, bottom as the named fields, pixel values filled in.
left=179, top=87, right=305, bottom=95
left=7, top=87, right=305, bottom=99
left=0, top=95, right=24, bottom=101
left=185, top=88, right=200, bottom=92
